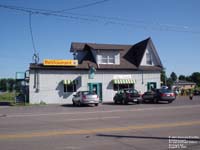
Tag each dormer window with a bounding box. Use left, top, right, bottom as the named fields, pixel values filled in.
left=101, top=55, right=115, bottom=64
left=146, top=52, right=152, bottom=65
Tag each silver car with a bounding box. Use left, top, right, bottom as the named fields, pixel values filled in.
left=72, top=91, right=99, bottom=106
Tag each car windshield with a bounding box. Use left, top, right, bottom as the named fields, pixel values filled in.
left=145, top=91, right=154, bottom=94
left=125, top=89, right=138, bottom=94
left=117, top=90, right=124, bottom=94
left=159, top=89, right=173, bottom=93
left=82, top=91, right=96, bottom=95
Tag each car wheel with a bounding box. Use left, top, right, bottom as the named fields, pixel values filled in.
left=143, top=100, right=147, bottom=103
left=120, top=100, right=123, bottom=104
left=123, top=99, right=128, bottom=105
left=168, top=100, right=173, bottom=103
left=78, top=101, right=82, bottom=107
left=153, top=98, right=158, bottom=104
left=136, top=100, right=140, bottom=104
left=95, top=104, right=98, bottom=106
left=72, top=100, right=76, bottom=106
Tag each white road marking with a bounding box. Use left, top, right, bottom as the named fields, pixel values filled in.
left=4, top=104, right=200, bottom=118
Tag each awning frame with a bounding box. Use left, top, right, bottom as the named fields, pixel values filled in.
left=113, top=79, right=135, bottom=84
left=63, top=80, right=76, bottom=85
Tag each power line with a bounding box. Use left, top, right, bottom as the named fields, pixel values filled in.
left=50, top=0, right=110, bottom=13
left=0, top=0, right=110, bottom=14
left=0, top=4, right=98, bottom=22
left=62, top=12, right=200, bottom=34
left=29, top=13, right=36, bottom=53
left=0, top=4, right=200, bottom=34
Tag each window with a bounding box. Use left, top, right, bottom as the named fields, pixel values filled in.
left=108, top=55, right=115, bottom=64
left=101, top=56, right=108, bottom=64
left=113, top=84, right=134, bottom=91
left=101, top=55, right=115, bottom=64
left=146, top=52, right=152, bottom=65
left=67, top=84, right=76, bottom=92
left=64, top=84, right=67, bottom=92
left=64, top=83, right=77, bottom=92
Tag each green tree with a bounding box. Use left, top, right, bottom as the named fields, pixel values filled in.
left=0, top=79, right=7, bottom=92
left=7, top=78, right=15, bottom=92
left=170, top=72, right=177, bottom=82
left=178, top=75, right=186, bottom=81
left=167, top=77, right=173, bottom=88
left=161, top=70, right=167, bottom=85
left=191, top=72, right=200, bottom=86
left=186, top=76, right=192, bottom=82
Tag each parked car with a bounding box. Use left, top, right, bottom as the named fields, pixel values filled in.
left=72, top=91, right=99, bottom=106
left=142, top=89, right=176, bottom=103
left=142, top=91, right=157, bottom=103
left=113, top=89, right=142, bottom=104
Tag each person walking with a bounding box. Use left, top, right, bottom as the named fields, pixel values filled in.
left=189, top=89, right=193, bottom=100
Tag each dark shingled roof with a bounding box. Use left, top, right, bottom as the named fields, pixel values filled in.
left=30, top=37, right=163, bottom=71
left=124, top=38, right=149, bottom=67
left=70, top=42, right=126, bottom=52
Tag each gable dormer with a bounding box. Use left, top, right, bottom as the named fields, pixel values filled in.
left=86, top=43, right=124, bottom=65
left=141, top=46, right=155, bottom=66
left=140, top=38, right=162, bottom=67
left=71, top=42, right=123, bottom=65
left=96, top=50, right=120, bottom=65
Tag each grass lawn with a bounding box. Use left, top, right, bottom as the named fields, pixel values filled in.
left=0, top=92, right=42, bottom=106
left=0, top=92, right=15, bottom=104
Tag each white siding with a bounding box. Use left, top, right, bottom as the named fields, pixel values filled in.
left=29, top=70, right=161, bottom=104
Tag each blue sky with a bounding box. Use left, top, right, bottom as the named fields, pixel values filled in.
left=0, top=0, right=199, bottom=78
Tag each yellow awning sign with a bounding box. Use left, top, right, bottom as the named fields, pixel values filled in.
left=43, top=59, right=78, bottom=66
left=113, top=79, right=135, bottom=84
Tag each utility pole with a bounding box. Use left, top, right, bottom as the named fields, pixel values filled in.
left=164, top=68, right=167, bottom=86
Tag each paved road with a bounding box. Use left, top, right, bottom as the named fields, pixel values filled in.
left=0, top=96, right=200, bottom=150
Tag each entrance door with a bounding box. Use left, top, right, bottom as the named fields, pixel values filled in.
left=147, top=82, right=157, bottom=91
left=88, top=83, right=102, bottom=102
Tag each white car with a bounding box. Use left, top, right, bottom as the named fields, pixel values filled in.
left=72, top=91, right=99, bottom=106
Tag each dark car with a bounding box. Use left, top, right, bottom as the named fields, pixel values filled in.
left=142, top=89, right=176, bottom=103
left=113, top=89, right=142, bottom=104
left=142, top=91, right=157, bottom=103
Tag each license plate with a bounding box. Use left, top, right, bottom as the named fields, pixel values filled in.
left=133, top=99, right=138, bottom=102
left=166, top=94, right=170, bottom=96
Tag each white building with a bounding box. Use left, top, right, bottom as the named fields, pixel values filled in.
left=29, top=37, right=163, bottom=104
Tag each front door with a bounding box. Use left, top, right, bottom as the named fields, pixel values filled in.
left=147, top=82, right=157, bottom=91
left=88, top=83, right=102, bottom=102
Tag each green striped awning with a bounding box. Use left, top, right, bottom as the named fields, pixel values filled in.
left=113, top=79, right=135, bottom=84
left=63, top=80, right=74, bottom=85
